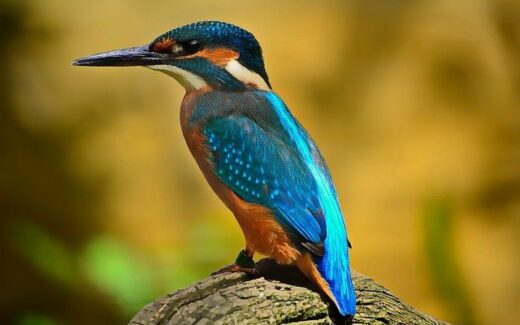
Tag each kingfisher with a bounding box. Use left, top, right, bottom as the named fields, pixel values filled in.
left=73, top=21, right=356, bottom=316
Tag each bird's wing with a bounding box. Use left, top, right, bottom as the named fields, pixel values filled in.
left=201, top=92, right=355, bottom=315
left=203, top=113, right=327, bottom=248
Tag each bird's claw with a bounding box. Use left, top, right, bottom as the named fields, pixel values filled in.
left=211, top=249, right=258, bottom=276
left=235, top=249, right=255, bottom=268
left=211, top=264, right=259, bottom=276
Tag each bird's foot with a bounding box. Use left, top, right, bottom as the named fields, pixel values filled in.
left=235, top=248, right=255, bottom=268
left=211, top=249, right=258, bottom=276
left=211, top=264, right=259, bottom=276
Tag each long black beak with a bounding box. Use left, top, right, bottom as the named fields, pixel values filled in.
left=72, top=45, right=168, bottom=67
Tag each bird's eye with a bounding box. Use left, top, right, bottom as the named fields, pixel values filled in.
left=183, top=40, right=201, bottom=55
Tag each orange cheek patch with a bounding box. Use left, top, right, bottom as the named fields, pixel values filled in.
left=196, top=48, right=239, bottom=67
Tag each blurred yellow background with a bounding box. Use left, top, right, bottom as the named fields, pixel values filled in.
left=1, top=0, right=518, bottom=324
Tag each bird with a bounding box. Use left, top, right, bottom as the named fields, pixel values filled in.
left=73, top=21, right=356, bottom=316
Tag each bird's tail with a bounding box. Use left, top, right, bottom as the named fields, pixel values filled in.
left=316, top=244, right=356, bottom=316
left=296, top=247, right=356, bottom=316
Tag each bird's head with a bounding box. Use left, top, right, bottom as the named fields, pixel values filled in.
left=73, top=21, right=271, bottom=91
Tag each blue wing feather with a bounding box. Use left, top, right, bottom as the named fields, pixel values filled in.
left=204, top=115, right=324, bottom=244
left=195, top=90, right=355, bottom=315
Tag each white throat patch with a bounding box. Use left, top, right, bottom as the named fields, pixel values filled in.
left=225, top=59, right=270, bottom=91
left=147, top=65, right=207, bottom=91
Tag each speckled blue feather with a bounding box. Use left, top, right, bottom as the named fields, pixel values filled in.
left=191, top=90, right=356, bottom=315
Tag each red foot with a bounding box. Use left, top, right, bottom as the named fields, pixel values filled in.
left=211, top=264, right=259, bottom=276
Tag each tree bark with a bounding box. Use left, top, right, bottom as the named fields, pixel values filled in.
left=130, top=259, right=449, bottom=325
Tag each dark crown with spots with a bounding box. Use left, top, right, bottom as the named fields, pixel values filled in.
left=151, top=21, right=271, bottom=88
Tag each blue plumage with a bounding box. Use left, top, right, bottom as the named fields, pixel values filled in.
left=265, top=93, right=356, bottom=316
left=204, top=115, right=324, bottom=245
left=194, top=90, right=356, bottom=315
